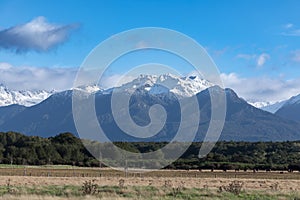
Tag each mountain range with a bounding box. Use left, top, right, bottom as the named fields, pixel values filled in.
left=0, top=74, right=300, bottom=141
left=0, top=84, right=54, bottom=107
left=0, top=75, right=291, bottom=113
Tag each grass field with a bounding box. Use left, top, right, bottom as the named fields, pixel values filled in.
left=1, top=165, right=300, bottom=179
left=0, top=166, right=299, bottom=199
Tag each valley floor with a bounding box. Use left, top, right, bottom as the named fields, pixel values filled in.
left=0, top=167, right=299, bottom=199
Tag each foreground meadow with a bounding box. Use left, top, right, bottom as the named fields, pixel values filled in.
left=0, top=167, right=299, bottom=199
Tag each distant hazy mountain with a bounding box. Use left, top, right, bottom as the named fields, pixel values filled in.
left=1, top=76, right=300, bottom=141
left=276, top=94, right=300, bottom=122
left=250, top=100, right=287, bottom=113
left=0, top=84, right=54, bottom=107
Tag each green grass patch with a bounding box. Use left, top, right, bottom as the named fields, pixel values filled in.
left=0, top=184, right=299, bottom=199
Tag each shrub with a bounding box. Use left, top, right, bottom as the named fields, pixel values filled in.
left=219, top=180, right=243, bottom=195
left=118, top=179, right=125, bottom=188
left=82, top=179, right=98, bottom=195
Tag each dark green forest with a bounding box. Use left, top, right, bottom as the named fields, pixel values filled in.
left=0, top=131, right=300, bottom=171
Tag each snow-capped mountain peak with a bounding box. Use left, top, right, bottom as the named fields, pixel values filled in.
left=252, top=94, right=300, bottom=114
left=110, top=74, right=214, bottom=97
left=249, top=101, right=273, bottom=108
left=0, top=84, right=55, bottom=107
left=73, top=84, right=102, bottom=93
left=248, top=100, right=288, bottom=113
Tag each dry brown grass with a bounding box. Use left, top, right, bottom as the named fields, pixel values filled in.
left=0, top=195, right=129, bottom=200
left=0, top=175, right=299, bottom=193
left=0, top=168, right=300, bottom=199
left=1, top=167, right=300, bottom=180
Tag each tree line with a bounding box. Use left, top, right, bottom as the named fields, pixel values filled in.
left=0, top=131, right=300, bottom=171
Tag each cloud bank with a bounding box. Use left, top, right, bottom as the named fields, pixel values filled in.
left=221, top=73, right=300, bottom=102
left=0, top=16, right=78, bottom=53
left=0, top=63, right=77, bottom=91
left=1, top=62, right=300, bottom=103
left=0, top=63, right=136, bottom=91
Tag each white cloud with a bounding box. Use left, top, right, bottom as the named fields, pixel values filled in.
left=281, top=23, right=300, bottom=36
left=0, top=16, right=78, bottom=53
left=0, top=62, right=12, bottom=70
left=282, top=29, right=300, bottom=36
left=284, top=23, right=294, bottom=29
left=236, top=53, right=270, bottom=68
left=221, top=73, right=300, bottom=102
left=0, top=63, right=77, bottom=90
left=0, top=63, right=137, bottom=91
left=257, top=53, right=270, bottom=67
left=2, top=62, right=300, bottom=103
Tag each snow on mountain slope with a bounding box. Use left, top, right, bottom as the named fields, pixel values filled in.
left=249, top=100, right=287, bottom=113
left=283, top=94, right=300, bottom=106
left=249, top=101, right=273, bottom=108
left=109, top=74, right=214, bottom=97
left=73, top=84, right=102, bottom=93
left=261, top=101, right=287, bottom=113
left=0, top=84, right=55, bottom=107
left=250, top=94, right=300, bottom=114
left=3, top=72, right=298, bottom=114
left=0, top=74, right=213, bottom=107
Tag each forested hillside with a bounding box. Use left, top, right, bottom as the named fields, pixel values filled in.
left=0, top=132, right=300, bottom=171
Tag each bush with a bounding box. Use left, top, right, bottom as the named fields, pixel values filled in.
left=118, top=179, right=125, bottom=188
left=82, top=179, right=98, bottom=195
left=219, top=180, right=243, bottom=195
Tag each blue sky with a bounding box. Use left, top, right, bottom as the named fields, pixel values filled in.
left=1, top=0, right=300, bottom=102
